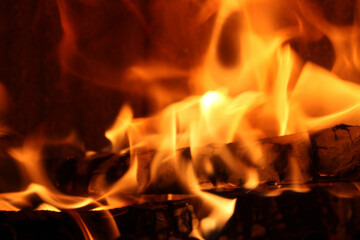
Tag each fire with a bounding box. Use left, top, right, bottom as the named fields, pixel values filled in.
left=198, top=192, right=237, bottom=238
left=2, top=0, right=360, bottom=239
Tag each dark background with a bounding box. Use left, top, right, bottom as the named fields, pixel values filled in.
left=0, top=0, right=215, bottom=150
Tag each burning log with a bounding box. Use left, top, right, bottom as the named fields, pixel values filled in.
left=0, top=198, right=196, bottom=240
left=1, top=186, right=360, bottom=239
left=42, top=124, right=360, bottom=196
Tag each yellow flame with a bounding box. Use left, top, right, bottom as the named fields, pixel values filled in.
left=105, top=104, right=133, bottom=153
left=198, top=192, right=237, bottom=237
left=35, top=203, right=61, bottom=212
left=96, top=1, right=360, bottom=236
left=3, top=0, right=360, bottom=239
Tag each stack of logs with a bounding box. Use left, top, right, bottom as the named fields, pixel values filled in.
left=0, top=125, right=360, bottom=239
left=1, top=186, right=360, bottom=239
left=41, top=124, right=360, bottom=195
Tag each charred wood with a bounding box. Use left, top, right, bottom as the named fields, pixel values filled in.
left=41, top=125, right=360, bottom=195
left=0, top=125, right=358, bottom=195
left=1, top=187, right=360, bottom=239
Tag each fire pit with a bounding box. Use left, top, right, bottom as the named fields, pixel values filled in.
left=1, top=0, right=360, bottom=239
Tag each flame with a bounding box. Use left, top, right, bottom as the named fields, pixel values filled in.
left=68, top=211, right=95, bottom=240
left=105, top=104, right=133, bottom=154
left=101, top=0, right=360, bottom=236
left=198, top=192, right=237, bottom=238
left=3, top=0, right=360, bottom=239
left=35, top=203, right=61, bottom=212
left=1, top=134, right=120, bottom=239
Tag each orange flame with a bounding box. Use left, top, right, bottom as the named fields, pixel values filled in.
left=101, top=0, right=360, bottom=236
left=2, top=0, right=360, bottom=239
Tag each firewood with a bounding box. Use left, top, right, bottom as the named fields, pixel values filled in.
left=1, top=186, right=360, bottom=239
left=42, top=125, right=360, bottom=196
left=0, top=198, right=196, bottom=240
left=0, top=125, right=354, bottom=195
